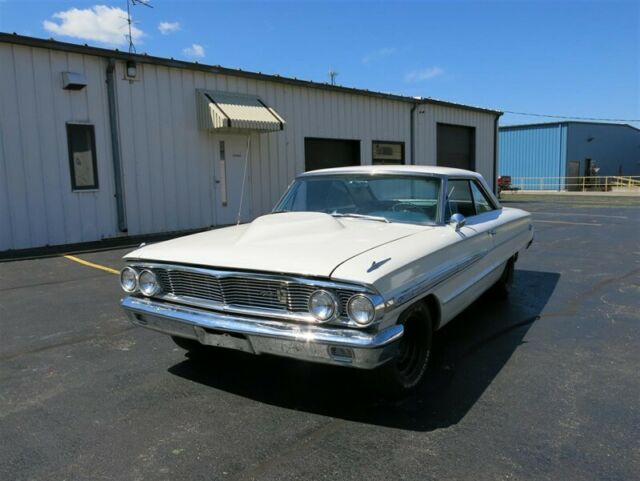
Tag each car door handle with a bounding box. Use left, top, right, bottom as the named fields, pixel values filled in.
left=488, top=229, right=497, bottom=236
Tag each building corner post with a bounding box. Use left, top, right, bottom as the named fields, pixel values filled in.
left=493, top=113, right=503, bottom=194
left=106, top=58, right=127, bottom=232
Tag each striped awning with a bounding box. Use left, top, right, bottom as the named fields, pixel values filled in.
left=197, top=90, right=285, bottom=132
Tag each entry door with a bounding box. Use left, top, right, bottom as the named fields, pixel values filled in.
left=213, top=135, right=250, bottom=225
left=567, top=160, right=580, bottom=191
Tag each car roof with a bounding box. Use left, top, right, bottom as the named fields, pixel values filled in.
left=298, top=165, right=484, bottom=179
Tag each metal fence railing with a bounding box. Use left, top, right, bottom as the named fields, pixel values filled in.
left=502, top=176, right=640, bottom=192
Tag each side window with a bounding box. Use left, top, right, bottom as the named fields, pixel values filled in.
left=66, top=123, right=98, bottom=190
left=470, top=181, right=494, bottom=214
left=446, top=180, right=475, bottom=220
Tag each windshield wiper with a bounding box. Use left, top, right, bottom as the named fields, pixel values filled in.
left=331, top=213, right=390, bottom=223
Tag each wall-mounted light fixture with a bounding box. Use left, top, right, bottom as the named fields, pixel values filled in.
left=126, top=60, right=137, bottom=79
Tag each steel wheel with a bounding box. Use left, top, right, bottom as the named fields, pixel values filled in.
left=376, top=302, right=433, bottom=397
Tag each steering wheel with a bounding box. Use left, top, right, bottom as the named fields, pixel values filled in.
left=391, top=202, right=424, bottom=213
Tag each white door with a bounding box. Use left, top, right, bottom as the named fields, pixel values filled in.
left=213, top=135, right=251, bottom=225
left=436, top=178, right=496, bottom=322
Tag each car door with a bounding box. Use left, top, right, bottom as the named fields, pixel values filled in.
left=471, top=179, right=531, bottom=270
left=436, top=178, right=495, bottom=320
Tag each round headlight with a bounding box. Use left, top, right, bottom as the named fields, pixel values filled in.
left=308, top=290, right=338, bottom=322
left=138, top=269, right=160, bottom=297
left=120, top=267, right=138, bottom=293
left=347, top=294, right=376, bottom=326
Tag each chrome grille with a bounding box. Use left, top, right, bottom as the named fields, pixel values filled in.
left=153, top=267, right=357, bottom=317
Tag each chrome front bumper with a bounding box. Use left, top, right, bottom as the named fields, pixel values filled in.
left=121, top=297, right=403, bottom=369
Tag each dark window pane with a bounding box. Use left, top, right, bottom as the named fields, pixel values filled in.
left=372, top=141, right=404, bottom=165
left=67, top=124, right=98, bottom=190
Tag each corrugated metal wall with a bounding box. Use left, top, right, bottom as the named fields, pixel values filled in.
left=499, top=124, right=567, bottom=190
left=0, top=42, right=498, bottom=251
left=114, top=61, right=413, bottom=236
left=415, top=104, right=496, bottom=183
left=0, top=43, right=118, bottom=251
left=566, top=123, right=640, bottom=176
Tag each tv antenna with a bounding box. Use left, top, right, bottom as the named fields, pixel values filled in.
left=125, top=0, right=153, bottom=53
left=328, top=69, right=339, bottom=85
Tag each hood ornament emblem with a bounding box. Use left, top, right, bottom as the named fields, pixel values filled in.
left=367, top=257, right=391, bottom=273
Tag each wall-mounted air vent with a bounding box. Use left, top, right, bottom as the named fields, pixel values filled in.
left=62, top=72, right=87, bottom=90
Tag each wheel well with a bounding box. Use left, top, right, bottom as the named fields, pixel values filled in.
left=421, top=294, right=442, bottom=331
left=397, top=294, right=442, bottom=331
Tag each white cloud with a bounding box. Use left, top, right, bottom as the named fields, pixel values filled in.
left=183, top=43, right=205, bottom=58
left=158, top=21, right=180, bottom=34
left=404, top=66, right=444, bottom=82
left=43, top=5, right=143, bottom=46
left=362, top=47, right=396, bottom=64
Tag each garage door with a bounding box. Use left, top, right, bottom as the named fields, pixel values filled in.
left=305, top=138, right=360, bottom=171
left=437, top=123, right=476, bottom=171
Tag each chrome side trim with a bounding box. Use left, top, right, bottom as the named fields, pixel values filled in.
left=386, top=251, right=486, bottom=313
left=442, top=259, right=504, bottom=304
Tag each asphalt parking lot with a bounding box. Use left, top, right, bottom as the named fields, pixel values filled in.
left=1, top=195, right=639, bottom=481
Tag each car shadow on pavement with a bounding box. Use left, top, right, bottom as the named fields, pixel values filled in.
left=168, top=269, right=560, bottom=432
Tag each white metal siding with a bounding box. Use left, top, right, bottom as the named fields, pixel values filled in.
left=0, top=44, right=117, bottom=251
left=115, top=62, right=414, bottom=236
left=0, top=42, right=498, bottom=251
left=415, top=104, right=496, bottom=189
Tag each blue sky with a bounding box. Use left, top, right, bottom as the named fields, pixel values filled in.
left=1, top=0, right=638, bottom=126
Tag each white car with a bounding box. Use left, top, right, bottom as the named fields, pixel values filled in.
left=120, top=166, right=533, bottom=394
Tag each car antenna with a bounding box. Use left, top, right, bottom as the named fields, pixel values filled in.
left=236, top=136, right=250, bottom=225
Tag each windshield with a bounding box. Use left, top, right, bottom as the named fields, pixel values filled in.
left=273, top=174, right=442, bottom=225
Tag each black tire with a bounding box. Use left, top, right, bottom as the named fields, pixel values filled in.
left=491, top=257, right=515, bottom=299
left=375, top=302, right=433, bottom=397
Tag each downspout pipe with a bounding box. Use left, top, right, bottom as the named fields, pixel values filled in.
left=492, top=113, right=503, bottom=195
left=410, top=102, right=419, bottom=165
left=106, top=58, right=127, bottom=232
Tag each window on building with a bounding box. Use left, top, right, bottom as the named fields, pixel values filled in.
left=372, top=141, right=404, bottom=165
left=66, top=123, right=98, bottom=190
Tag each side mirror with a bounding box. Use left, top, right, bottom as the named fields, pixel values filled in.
left=449, top=213, right=466, bottom=231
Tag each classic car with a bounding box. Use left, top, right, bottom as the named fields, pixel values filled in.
left=120, top=166, right=534, bottom=395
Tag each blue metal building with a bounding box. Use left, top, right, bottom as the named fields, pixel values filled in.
left=499, top=121, right=640, bottom=190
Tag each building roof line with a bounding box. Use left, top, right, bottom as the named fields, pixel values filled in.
left=0, top=32, right=501, bottom=116
left=500, top=120, right=640, bottom=132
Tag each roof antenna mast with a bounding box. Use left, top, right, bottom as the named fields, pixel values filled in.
left=328, top=69, right=339, bottom=86
left=126, top=0, right=153, bottom=53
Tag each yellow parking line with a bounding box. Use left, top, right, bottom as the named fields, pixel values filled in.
left=63, top=254, right=119, bottom=275
left=534, top=220, right=602, bottom=227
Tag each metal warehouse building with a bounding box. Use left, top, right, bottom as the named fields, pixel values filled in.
left=0, top=33, right=501, bottom=252
left=499, top=121, right=640, bottom=190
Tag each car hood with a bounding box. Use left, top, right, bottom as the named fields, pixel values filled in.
left=125, top=212, right=426, bottom=278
